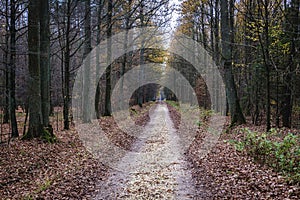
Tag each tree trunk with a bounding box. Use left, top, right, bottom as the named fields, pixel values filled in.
left=95, top=0, right=104, bottom=118
left=40, top=0, right=51, bottom=128
left=83, top=0, right=92, bottom=122
left=26, top=0, right=43, bottom=138
left=264, top=0, right=271, bottom=132
left=104, top=0, right=113, bottom=116
left=220, top=0, right=246, bottom=126
left=63, top=0, right=71, bottom=129
left=9, top=0, right=19, bottom=137
left=257, top=0, right=271, bottom=131
left=138, top=2, right=145, bottom=107
left=3, top=0, right=9, bottom=124
left=282, top=0, right=299, bottom=128
left=119, top=0, right=133, bottom=110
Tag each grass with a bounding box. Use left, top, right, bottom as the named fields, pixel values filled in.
left=22, top=178, right=52, bottom=200
left=36, top=179, right=52, bottom=193
left=165, top=100, right=180, bottom=109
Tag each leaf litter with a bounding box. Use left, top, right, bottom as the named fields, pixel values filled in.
left=0, top=103, right=153, bottom=199
left=1, top=102, right=299, bottom=199
left=166, top=104, right=299, bottom=199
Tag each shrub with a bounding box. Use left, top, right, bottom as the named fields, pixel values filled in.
left=233, top=128, right=300, bottom=184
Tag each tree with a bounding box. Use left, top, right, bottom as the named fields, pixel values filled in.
left=104, top=0, right=113, bottom=116
left=40, top=0, right=51, bottom=128
left=3, top=0, right=10, bottom=124
left=137, top=0, right=145, bottom=107
left=9, top=0, right=19, bottom=137
left=95, top=0, right=105, bottom=118
left=257, top=0, right=272, bottom=131
left=25, top=0, right=53, bottom=139
left=119, top=0, right=133, bottom=109
left=220, top=0, right=246, bottom=126
left=26, top=0, right=43, bottom=138
left=56, top=0, right=79, bottom=130
left=82, top=0, right=92, bottom=122
left=282, top=0, right=299, bottom=128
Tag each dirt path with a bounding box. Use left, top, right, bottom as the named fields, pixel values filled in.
left=95, top=104, right=198, bottom=199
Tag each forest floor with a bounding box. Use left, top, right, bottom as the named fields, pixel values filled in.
left=0, top=102, right=299, bottom=199
left=0, top=103, right=152, bottom=199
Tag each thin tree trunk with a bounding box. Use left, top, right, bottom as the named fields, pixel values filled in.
left=3, top=0, right=9, bottom=124
left=264, top=0, right=271, bottom=131
left=138, top=2, right=145, bottom=107
left=9, top=0, right=19, bottom=137
left=201, top=3, right=207, bottom=49
left=119, top=0, right=133, bottom=110
left=83, top=0, right=92, bottom=122
left=63, top=0, right=71, bottom=129
left=257, top=0, right=271, bottom=131
left=104, top=0, right=113, bottom=116
left=95, top=0, right=104, bottom=118
left=282, top=0, right=299, bottom=128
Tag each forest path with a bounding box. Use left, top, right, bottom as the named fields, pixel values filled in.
left=95, top=104, right=197, bottom=199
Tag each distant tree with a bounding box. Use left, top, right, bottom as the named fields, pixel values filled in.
left=52, top=0, right=82, bottom=130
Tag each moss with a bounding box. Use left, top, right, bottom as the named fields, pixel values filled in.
left=41, top=125, right=56, bottom=143
left=22, top=125, right=57, bottom=143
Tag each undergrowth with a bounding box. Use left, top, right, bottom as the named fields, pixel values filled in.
left=230, top=128, right=299, bottom=184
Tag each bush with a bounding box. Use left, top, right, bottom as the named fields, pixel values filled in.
left=234, top=128, right=300, bottom=184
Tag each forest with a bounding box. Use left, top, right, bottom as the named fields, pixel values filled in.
left=0, top=0, right=299, bottom=199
